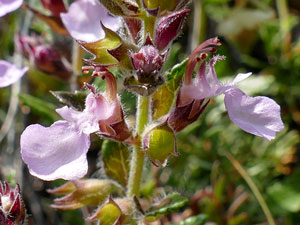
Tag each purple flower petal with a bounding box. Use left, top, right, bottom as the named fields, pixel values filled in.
left=0, top=60, right=28, bottom=88
left=20, top=121, right=90, bottom=180
left=56, top=92, right=118, bottom=134
left=224, top=87, right=284, bottom=141
left=0, top=0, right=23, bottom=17
left=60, top=0, right=121, bottom=42
left=181, top=56, right=224, bottom=102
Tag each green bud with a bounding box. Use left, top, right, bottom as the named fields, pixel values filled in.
left=143, top=121, right=177, bottom=166
left=88, top=197, right=135, bottom=225
left=49, top=179, right=121, bottom=210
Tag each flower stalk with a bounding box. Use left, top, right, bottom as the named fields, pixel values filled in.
left=127, top=96, right=150, bottom=197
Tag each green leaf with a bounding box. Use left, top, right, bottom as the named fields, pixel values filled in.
left=152, top=58, right=187, bottom=120
left=80, top=24, right=122, bottom=65
left=50, top=91, right=87, bottom=111
left=170, top=214, right=207, bottom=225
left=101, top=140, right=130, bottom=187
left=19, top=94, right=60, bottom=123
left=145, top=193, right=189, bottom=222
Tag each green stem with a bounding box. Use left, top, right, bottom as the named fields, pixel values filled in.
left=276, top=0, right=290, bottom=54
left=223, top=150, right=276, bottom=225
left=71, top=41, right=84, bottom=92
left=127, top=96, right=150, bottom=197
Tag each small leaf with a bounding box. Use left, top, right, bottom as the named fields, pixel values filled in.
left=145, top=193, right=188, bottom=222
left=152, top=59, right=187, bottom=120
left=50, top=91, right=87, bottom=111
left=101, top=140, right=130, bottom=187
left=170, top=214, right=207, bottom=225
left=80, top=24, right=122, bottom=65
left=19, top=94, right=60, bottom=123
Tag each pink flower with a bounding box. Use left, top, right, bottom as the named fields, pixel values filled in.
left=181, top=39, right=284, bottom=141
left=0, top=60, right=28, bottom=88
left=0, top=0, right=23, bottom=17
left=60, top=0, right=121, bottom=42
left=21, top=72, right=130, bottom=180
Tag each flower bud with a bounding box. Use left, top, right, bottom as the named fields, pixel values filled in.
left=49, top=179, right=121, bottom=210
left=88, top=196, right=135, bottom=225
left=0, top=181, right=26, bottom=225
left=17, top=35, right=72, bottom=81
left=143, top=121, right=177, bottom=166
left=40, top=0, right=67, bottom=17
left=131, top=45, right=164, bottom=83
left=154, top=9, right=190, bottom=51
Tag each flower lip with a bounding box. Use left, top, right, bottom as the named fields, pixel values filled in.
left=0, top=60, right=28, bottom=88
left=0, top=0, right=23, bottom=17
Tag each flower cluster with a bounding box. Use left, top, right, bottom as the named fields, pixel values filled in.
left=0, top=0, right=286, bottom=224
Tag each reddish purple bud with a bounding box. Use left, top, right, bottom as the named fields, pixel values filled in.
left=130, top=45, right=164, bottom=83
left=0, top=181, right=26, bottom=225
left=40, top=0, right=67, bottom=17
left=155, top=9, right=190, bottom=51
left=17, top=35, right=72, bottom=81
left=33, top=46, right=72, bottom=80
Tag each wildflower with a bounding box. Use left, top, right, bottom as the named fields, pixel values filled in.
left=0, top=60, right=28, bottom=88
left=0, top=0, right=23, bottom=17
left=60, top=0, right=122, bottom=42
left=179, top=38, right=284, bottom=140
left=21, top=72, right=129, bottom=180
left=0, top=181, right=26, bottom=225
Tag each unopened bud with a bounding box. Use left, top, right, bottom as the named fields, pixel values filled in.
left=131, top=45, right=164, bottom=83
left=0, top=181, right=26, bottom=225
left=33, top=46, right=72, bottom=80
left=49, top=179, right=121, bottom=210
left=143, top=121, right=177, bottom=166
left=155, top=9, right=190, bottom=51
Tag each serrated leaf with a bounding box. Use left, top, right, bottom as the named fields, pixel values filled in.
left=80, top=24, right=122, bottom=65
left=152, top=59, right=187, bottom=120
left=170, top=214, right=207, bottom=225
left=145, top=193, right=189, bottom=222
left=101, top=140, right=130, bottom=187
left=19, top=94, right=60, bottom=123
left=50, top=91, right=87, bottom=111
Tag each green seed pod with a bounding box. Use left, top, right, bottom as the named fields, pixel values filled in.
left=142, top=121, right=177, bottom=166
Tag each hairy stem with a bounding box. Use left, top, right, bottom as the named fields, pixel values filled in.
left=223, top=150, right=276, bottom=225
left=127, top=96, right=150, bottom=197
